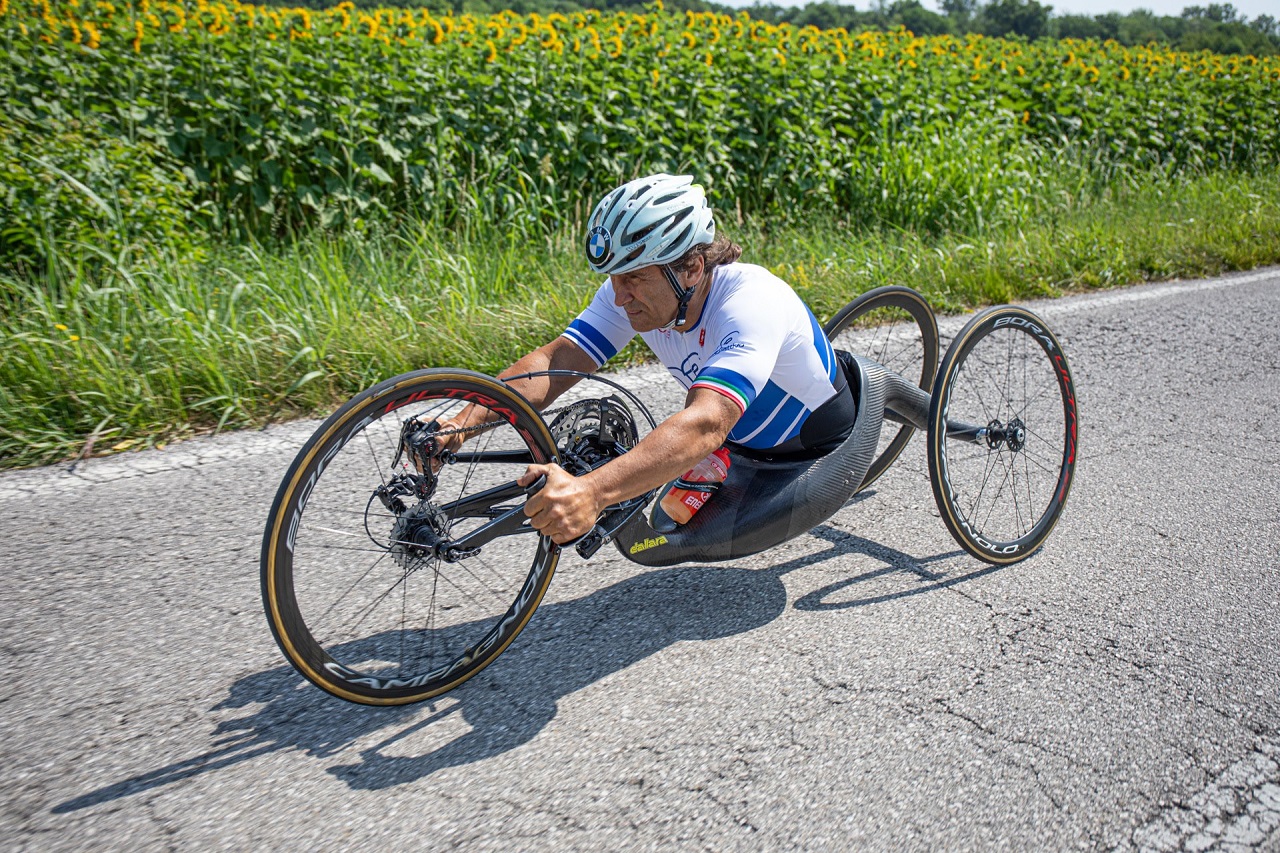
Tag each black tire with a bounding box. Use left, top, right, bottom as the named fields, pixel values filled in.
left=261, top=369, right=560, bottom=705
left=825, top=285, right=939, bottom=492
left=927, top=306, right=1079, bottom=564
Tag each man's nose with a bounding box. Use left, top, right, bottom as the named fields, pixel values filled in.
left=612, top=281, right=631, bottom=305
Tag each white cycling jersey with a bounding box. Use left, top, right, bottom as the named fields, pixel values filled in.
left=561, top=262, right=840, bottom=450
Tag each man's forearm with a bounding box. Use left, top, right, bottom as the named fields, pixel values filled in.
left=582, top=404, right=730, bottom=509
left=446, top=342, right=584, bottom=432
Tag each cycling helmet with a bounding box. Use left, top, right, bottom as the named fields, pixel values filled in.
left=584, top=174, right=715, bottom=276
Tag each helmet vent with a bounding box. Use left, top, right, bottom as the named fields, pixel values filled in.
left=618, top=246, right=646, bottom=267
left=626, top=220, right=662, bottom=243
left=665, top=206, right=692, bottom=229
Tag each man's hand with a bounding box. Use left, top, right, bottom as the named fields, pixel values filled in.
left=518, top=463, right=603, bottom=545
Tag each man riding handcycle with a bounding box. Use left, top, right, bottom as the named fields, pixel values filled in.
left=261, top=174, right=1079, bottom=705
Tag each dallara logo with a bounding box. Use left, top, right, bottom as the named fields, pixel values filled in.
left=629, top=535, right=668, bottom=554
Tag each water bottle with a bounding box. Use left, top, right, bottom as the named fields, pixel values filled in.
left=660, top=448, right=732, bottom=526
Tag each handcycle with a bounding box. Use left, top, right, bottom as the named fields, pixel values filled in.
left=260, top=286, right=1078, bottom=705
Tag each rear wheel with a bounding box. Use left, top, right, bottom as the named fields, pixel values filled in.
left=261, top=369, right=559, bottom=705
left=825, top=285, right=939, bottom=491
left=927, top=307, right=1078, bottom=564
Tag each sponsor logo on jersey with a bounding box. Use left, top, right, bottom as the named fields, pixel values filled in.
left=712, top=332, right=748, bottom=356
left=677, top=352, right=701, bottom=382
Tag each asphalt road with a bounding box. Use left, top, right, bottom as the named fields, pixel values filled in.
left=2, top=269, right=1279, bottom=851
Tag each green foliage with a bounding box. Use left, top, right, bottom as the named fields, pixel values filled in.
left=2, top=165, right=1278, bottom=468
left=4, top=5, right=1278, bottom=248
left=977, top=0, right=1050, bottom=40
left=2, top=1, right=1280, bottom=466
left=0, top=113, right=209, bottom=276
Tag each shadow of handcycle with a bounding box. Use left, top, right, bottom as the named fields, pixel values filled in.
left=55, top=525, right=981, bottom=808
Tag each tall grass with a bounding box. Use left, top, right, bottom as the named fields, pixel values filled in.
left=3, top=158, right=1277, bottom=468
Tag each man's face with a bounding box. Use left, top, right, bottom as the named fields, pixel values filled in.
left=611, top=265, right=678, bottom=333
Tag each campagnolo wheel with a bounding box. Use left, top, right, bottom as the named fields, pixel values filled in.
left=927, top=306, right=1078, bottom=565
left=824, top=285, right=939, bottom=491
left=261, top=369, right=559, bottom=705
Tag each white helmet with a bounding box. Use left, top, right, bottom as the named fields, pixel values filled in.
left=584, top=174, right=715, bottom=275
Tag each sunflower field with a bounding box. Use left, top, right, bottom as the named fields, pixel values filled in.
left=4, top=0, right=1280, bottom=255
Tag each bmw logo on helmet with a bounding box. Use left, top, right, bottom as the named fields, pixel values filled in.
left=586, top=226, right=612, bottom=264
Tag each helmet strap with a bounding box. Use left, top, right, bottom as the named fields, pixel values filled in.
left=660, top=265, right=696, bottom=329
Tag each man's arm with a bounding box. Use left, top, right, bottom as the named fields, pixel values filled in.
left=496, top=336, right=600, bottom=409
left=518, top=387, right=741, bottom=544
left=430, top=337, right=598, bottom=454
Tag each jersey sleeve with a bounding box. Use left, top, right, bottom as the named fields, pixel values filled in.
left=560, top=280, right=636, bottom=368
left=689, top=289, right=788, bottom=415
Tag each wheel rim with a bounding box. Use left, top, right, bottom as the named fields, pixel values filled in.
left=267, top=378, right=557, bottom=701
left=825, top=287, right=939, bottom=491
left=933, top=310, right=1077, bottom=561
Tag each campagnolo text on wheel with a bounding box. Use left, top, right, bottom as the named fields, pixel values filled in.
left=261, top=174, right=1079, bottom=705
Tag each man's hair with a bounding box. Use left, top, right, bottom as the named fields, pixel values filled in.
left=670, top=234, right=742, bottom=283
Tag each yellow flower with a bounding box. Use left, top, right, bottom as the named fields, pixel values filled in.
left=484, top=38, right=496, bottom=62
left=1022, top=110, right=1030, bottom=123
left=69, top=335, right=81, bottom=342
left=132, top=18, right=142, bottom=51
left=681, top=30, right=695, bottom=49
left=85, top=21, right=100, bottom=49
left=55, top=324, right=68, bottom=331
left=607, top=35, right=622, bottom=58
left=651, top=68, right=660, bottom=85
left=704, top=51, right=712, bottom=66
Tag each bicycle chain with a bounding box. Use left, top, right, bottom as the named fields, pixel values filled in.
left=419, top=404, right=576, bottom=440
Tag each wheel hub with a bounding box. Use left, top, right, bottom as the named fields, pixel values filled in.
left=985, top=417, right=1027, bottom=452
left=389, top=501, right=450, bottom=570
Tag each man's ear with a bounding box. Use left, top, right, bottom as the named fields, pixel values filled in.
left=687, top=254, right=706, bottom=287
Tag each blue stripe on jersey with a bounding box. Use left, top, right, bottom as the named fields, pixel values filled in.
left=754, top=395, right=809, bottom=447
left=729, top=380, right=787, bottom=441
left=730, top=393, right=811, bottom=449
left=694, top=365, right=758, bottom=408
left=808, top=309, right=838, bottom=384
left=564, top=319, right=618, bottom=365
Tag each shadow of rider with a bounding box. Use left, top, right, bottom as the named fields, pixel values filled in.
left=54, top=526, right=975, bottom=806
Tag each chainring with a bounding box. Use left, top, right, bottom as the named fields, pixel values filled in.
left=547, top=396, right=640, bottom=474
